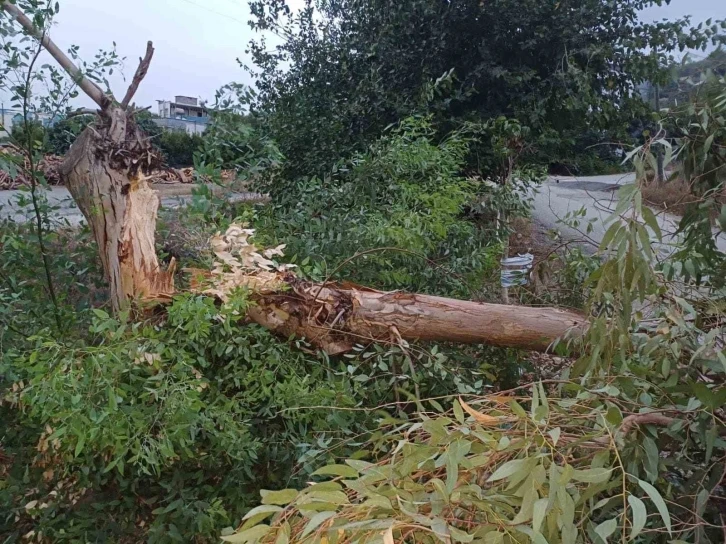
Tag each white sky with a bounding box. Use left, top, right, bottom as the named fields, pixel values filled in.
left=2, top=0, right=725, bottom=111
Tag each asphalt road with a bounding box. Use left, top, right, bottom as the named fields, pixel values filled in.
left=532, top=173, right=726, bottom=254
left=0, top=186, right=195, bottom=226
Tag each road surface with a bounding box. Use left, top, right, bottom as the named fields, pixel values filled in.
left=0, top=185, right=266, bottom=226
left=0, top=186, right=196, bottom=226
left=532, top=173, right=726, bottom=254
left=2, top=176, right=725, bottom=255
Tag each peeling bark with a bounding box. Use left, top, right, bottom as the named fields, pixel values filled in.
left=243, top=277, right=586, bottom=355
left=61, top=113, right=175, bottom=311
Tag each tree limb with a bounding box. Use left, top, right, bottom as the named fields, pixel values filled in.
left=620, top=412, right=676, bottom=435
left=1, top=1, right=109, bottom=109
left=65, top=108, right=98, bottom=120
left=121, top=41, right=154, bottom=109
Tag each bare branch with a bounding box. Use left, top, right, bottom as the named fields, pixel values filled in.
left=620, top=412, right=676, bottom=435
left=121, top=41, right=154, bottom=109
left=65, top=108, right=98, bottom=120
left=1, top=1, right=109, bottom=108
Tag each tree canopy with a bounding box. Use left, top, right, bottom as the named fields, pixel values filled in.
left=247, top=0, right=724, bottom=175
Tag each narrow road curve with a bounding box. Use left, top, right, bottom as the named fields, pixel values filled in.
left=531, top=173, right=726, bottom=254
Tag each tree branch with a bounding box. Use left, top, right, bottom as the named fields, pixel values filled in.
left=121, top=41, right=154, bottom=109
left=65, top=108, right=98, bottom=120
left=620, top=412, right=676, bottom=435
left=1, top=1, right=110, bottom=109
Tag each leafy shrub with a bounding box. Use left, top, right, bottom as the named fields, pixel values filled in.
left=10, top=120, right=46, bottom=151
left=225, top=159, right=726, bottom=544
left=675, top=74, right=726, bottom=193
left=196, top=84, right=283, bottom=178
left=254, top=116, right=500, bottom=297
left=158, top=130, right=203, bottom=168
left=1, top=208, right=514, bottom=542
left=46, top=115, right=94, bottom=155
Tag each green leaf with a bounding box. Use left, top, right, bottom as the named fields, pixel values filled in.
left=260, top=489, right=299, bottom=505
left=642, top=436, right=659, bottom=482
left=453, top=399, right=465, bottom=424
left=599, top=222, right=620, bottom=251
left=243, top=505, right=283, bottom=520
left=312, top=464, right=360, bottom=478
left=705, top=425, right=716, bottom=463
left=449, top=525, right=473, bottom=543
left=532, top=498, right=548, bottom=533
left=241, top=505, right=283, bottom=530
left=571, top=467, right=613, bottom=483
left=594, top=517, right=617, bottom=542
left=301, top=512, right=336, bottom=538
left=509, top=399, right=527, bottom=418
left=486, top=457, right=536, bottom=482
left=628, top=495, right=647, bottom=539
left=221, top=525, right=272, bottom=543
left=74, top=434, right=86, bottom=457
left=641, top=206, right=662, bottom=241
left=305, top=490, right=349, bottom=505
left=637, top=478, right=672, bottom=535
left=275, top=523, right=290, bottom=544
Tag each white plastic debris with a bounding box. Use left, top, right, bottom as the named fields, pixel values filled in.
left=500, top=253, right=534, bottom=287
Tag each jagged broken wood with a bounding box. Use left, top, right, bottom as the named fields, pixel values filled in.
left=246, top=279, right=586, bottom=354
left=188, top=226, right=587, bottom=355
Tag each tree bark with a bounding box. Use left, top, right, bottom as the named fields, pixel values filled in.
left=240, top=277, right=586, bottom=355
left=61, top=113, right=175, bottom=312
left=2, top=0, right=174, bottom=312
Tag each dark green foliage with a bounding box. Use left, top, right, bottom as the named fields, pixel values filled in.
left=45, top=115, right=93, bottom=155
left=135, top=110, right=164, bottom=142
left=0, top=185, right=515, bottom=542
left=247, top=0, right=724, bottom=176
left=10, top=119, right=46, bottom=151
left=649, top=47, right=726, bottom=108
left=158, top=130, right=203, bottom=168
left=196, top=83, right=283, bottom=176
left=253, top=116, right=501, bottom=297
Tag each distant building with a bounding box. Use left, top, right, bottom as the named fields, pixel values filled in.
left=1, top=107, right=56, bottom=138
left=155, top=95, right=210, bottom=135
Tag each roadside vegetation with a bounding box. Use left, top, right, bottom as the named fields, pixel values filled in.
left=1, top=1, right=726, bottom=543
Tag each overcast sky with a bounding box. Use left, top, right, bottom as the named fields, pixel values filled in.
left=3, top=0, right=725, bottom=111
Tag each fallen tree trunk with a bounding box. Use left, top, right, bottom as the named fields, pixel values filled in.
left=190, top=227, right=587, bottom=355
left=247, top=279, right=587, bottom=355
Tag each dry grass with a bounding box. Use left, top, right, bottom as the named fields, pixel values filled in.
left=641, top=178, right=701, bottom=216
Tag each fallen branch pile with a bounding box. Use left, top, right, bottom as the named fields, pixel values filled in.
left=0, top=147, right=64, bottom=189
left=0, top=149, right=237, bottom=189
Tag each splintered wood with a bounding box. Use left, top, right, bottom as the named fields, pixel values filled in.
left=196, top=224, right=587, bottom=355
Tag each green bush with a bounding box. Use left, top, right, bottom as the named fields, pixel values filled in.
left=46, top=115, right=94, bottom=155
left=158, top=131, right=203, bottom=168
left=10, top=120, right=46, bottom=152
left=254, top=116, right=500, bottom=297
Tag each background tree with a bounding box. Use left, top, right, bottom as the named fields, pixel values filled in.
left=247, top=0, right=724, bottom=177
left=46, top=114, right=92, bottom=155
